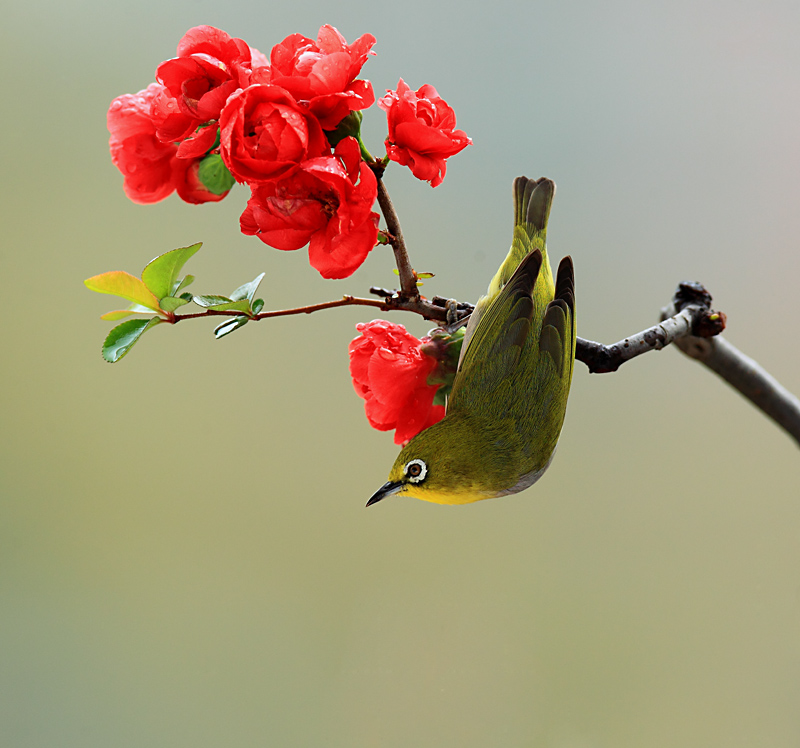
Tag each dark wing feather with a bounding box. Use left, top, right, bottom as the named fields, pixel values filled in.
left=539, top=257, right=575, bottom=378
left=450, top=250, right=542, bottom=404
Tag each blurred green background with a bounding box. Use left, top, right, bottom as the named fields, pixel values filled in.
left=2, top=0, right=799, bottom=746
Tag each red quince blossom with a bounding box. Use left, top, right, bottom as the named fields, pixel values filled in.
left=219, top=84, right=330, bottom=183
left=240, top=137, right=379, bottom=279
left=154, top=25, right=268, bottom=144
left=266, top=25, right=376, bottom=129
left=107, top=83, right=228, bottom=204
left=349, top=320, right=445, bottom=445
left=378, top=79, right=472, bottom=187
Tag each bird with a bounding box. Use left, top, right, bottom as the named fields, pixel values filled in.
left=367, top=176, right=575, bottom=506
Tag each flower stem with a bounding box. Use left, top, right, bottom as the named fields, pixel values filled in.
left=375, top=177, right=419, bottom=300
left=171, top=293, right=460, bottom=324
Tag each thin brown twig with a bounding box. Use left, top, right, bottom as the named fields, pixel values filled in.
left=172, top=296, right=390, bottom=322
left=375, top=177, right=419, bottom=300
left=171, top=293, right=468, bottom=325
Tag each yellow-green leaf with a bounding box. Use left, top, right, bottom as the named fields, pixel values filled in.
left=99, top=303, right=158, bottom=321
left=141, top=243, right=202, bottom=300
left=84, top=271, right=160, bottom=311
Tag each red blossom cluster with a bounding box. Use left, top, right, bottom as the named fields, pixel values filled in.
left=349, top=320, right=446, bottom=445
left=108, top=24, right=471, bottom=279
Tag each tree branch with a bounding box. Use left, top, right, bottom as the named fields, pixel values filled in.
left=574, top=282, right=725, bottom=373
left=574, top=280, right=800, bottom=447
left=375, top=175, right=419, bottom=300
left=661, top=305, right=800, bottom=448
left=171, top=293, right=471, bottom=325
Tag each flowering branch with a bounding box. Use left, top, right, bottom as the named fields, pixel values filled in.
left=176, top=280, right=800, bottom=450
left=91, top=23, right=799, bottom=448
left=172, top=295, right=390, bottom=321
left=171, top=291, right=471, bottom=324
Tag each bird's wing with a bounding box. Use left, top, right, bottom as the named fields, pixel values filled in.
left=538, top=255, right=576, bottom=379
left=448, top=249, right=543, bottom=407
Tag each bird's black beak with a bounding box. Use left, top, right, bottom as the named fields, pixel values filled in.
left=366, top=481, right=403, bottom=507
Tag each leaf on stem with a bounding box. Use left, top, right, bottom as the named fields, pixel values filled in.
left=173, top=274, right=195, bottom=296
left=159, top=296, right=192, bottom=313
left=102, top=317, right=163, bottom=363
left=192, top=295, right=252, bottom=313
left=214, top=316, right=249, bottom=339
left=100, top=303, right=159, bottom=321
left=141, top=243, right=202, bottom=299
left=230, top=272, right=266, bottom=304
left=84, top=271, right=161, bottom=311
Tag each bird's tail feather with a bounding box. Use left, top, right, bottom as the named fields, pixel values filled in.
left=514, top=176, right=554, bottom=234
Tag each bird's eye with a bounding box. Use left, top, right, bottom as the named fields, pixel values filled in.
left=404, top=459, right=427, bottom=483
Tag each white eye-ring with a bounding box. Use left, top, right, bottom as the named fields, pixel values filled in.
left=404, top=459, right=427, bottom=483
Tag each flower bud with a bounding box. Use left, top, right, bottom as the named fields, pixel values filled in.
left=325, top=110, right=363, bottom=148
left=420, top=326, right=465, bottom=405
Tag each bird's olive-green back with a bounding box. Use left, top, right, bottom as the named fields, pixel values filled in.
left=445, top=177, right=575, bottom=487
left=381, top=176, right=576, bottom=504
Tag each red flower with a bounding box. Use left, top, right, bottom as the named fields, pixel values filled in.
left=219, top=84, right=330, bottom=183
left=267, top=25, right=376, bottom=129
left=107, top=83, right=229, bottom=204
left=240, top=138, right=379, bottom=279
left=349, top=320, right=445, bottom=445
left=378, top=79, right=472, bottom=187
left=154, top=25, right=269, bottom=143
left=108, top=84, right=177, bottom=204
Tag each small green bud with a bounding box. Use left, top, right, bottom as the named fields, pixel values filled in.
left=325, top=111, right=364, bottom=149
left=197, top=154, right=235, bottom=195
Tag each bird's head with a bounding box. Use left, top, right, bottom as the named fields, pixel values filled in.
left=366, top=414, right=514, bottom=507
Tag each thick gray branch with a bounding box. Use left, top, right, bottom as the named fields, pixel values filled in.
left=662, top=305, right=800, bottom=447
left=575, top=304, right=711, bottom=374
left=577, top=280, right=800, bottom=446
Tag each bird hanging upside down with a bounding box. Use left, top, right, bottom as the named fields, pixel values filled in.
left=368, top=176, right=575, bottom=506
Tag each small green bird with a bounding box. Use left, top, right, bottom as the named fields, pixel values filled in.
left=367, top=176, right=575, bottom=506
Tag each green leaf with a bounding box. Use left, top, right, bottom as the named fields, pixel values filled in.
left=432, top=388, right=448, bottom=407
left=230, top=272, right=266, bottom=303
left=214, top=316, right=249, bottom=339
left=159, top=295, right=191, bottom=313
left=192, top=294, right=251, bottom=313
left=102, top=317, right=162, bottom=363
left=172, top=274, right=195, bottom=296
left=100, top=303, right=157, bottom=321
left=325, top=110, right=363, bottom=148
left=251, top=299, right=265, bottom=315
left=209, top=299, right=252, bottom=313
left=197, top=154, right=235, bottom=196
left=85, top=271, right=161, bottom=311
left=141, top=243, right=202, bottom=300
left=192, top=294, right=233, bottom=307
